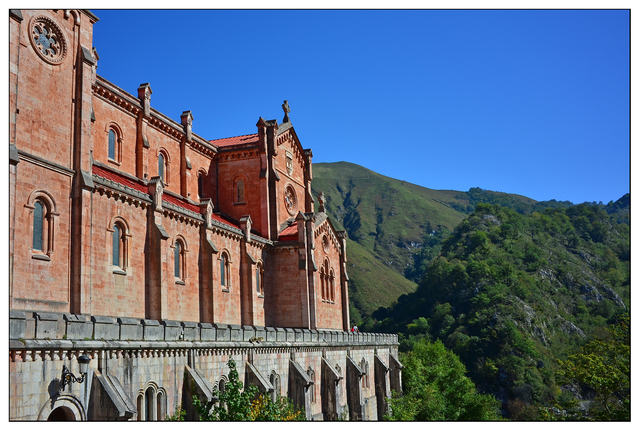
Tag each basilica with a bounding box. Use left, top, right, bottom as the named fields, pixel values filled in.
left=9, top=10, right=401, bottom=421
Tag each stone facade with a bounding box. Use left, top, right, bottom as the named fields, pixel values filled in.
left=9, top=9, right=401, bottom=421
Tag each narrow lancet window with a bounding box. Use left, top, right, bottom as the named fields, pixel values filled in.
left=113, top=224, right=121, bottom=266
left=108, top=129, right=116, bottom=160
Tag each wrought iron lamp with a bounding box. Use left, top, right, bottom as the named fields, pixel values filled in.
left=61, top=354, right=90, bottom=391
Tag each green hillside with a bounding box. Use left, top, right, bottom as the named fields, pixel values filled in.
left=345, top=238, right=418, bottom=320
left=367, top=202, right=630, bottom=417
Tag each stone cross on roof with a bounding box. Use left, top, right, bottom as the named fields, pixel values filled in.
left=282, top=100, right=290, bottom=123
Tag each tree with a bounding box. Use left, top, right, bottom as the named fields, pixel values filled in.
left=192, top=359, right=303, bottom=421
left=557, top=315, right=630, bottom=420
left=386, top=339, right=501, bottom=421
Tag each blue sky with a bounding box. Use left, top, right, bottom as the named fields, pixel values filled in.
left=91, top=9, right=630, bottom=204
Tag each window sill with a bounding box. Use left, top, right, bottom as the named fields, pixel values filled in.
left=233, top=202, right=246, bottom=206
left=257, top=294, right=264, bottom=299
left=108, top=158, right=121, bottom=166
left=222, top=288, right=230, bottom=293
left=32, top=253, right=51, bottom=261
left=113, top=268, right=127, bottom=275
left=175, top=279, right=185, bottom=285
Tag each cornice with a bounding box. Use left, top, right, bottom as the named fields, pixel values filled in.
left=18, top=150, right=75, bottom=177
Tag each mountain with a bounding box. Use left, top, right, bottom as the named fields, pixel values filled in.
left=310, top=161, right=577, bottom=318
left=368, top=202, right=630, bottom=413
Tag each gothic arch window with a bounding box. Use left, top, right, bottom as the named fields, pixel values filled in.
left=256, top=261, right=264, bottom=296
left=106, top=123, right=123, bottom=165
left=219, top=250, right=231, bottom=291
left=25, top=190, right=59, bottom=259
left=108, top=217, right=130, bottom=273
left=173, top=236, right=188, bottom=283
left=157, top=148, right=170, bottom=186
left=136, top=383, right=166, bottom=421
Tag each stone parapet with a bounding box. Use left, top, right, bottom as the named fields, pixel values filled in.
left=9, top=312, right=398, bottom=346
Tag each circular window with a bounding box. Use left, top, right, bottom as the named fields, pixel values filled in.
left=284, top=185, right=298, bottom=216
left=29, top=15, right=67, bottom=65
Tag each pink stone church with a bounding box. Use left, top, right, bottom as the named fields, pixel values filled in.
left=9, top=9, right=402, bottom=421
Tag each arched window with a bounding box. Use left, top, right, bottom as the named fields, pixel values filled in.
left=109, top=217, right=130, bottom=272
left=108, top=129, right=116, bottom=160
left=145, top=387, right=154, bottom=421
left=220, top=252, right=231, bottom=291
left=112, top=224, right=122, bottom=267
left=174, top=241, right=182, bottom=277
left=26, top=191, right=58, bottom=258
left=320, top=259, right=332, bottom=301
left=106, top=123, right=123, bottom=164
left=198, top=173, right=204, bottom=199
left=173, top=237, right=187, bottom=282
left=158, top=152, right=165, bottom=183
left=136, top=394, right=144, bottom=421
left=33, top=200, right=45, bottom=252
left=156, top=391, right=166, bottom=421
left=137, top=383, right=165, bottom=421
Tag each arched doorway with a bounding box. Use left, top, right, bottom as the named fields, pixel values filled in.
left=38, top=394, right=86, bottom=421
left=48, top=406, right=75, bottom=421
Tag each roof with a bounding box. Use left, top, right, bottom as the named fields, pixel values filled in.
left=92, top=164, right=240, bottom=229
left=92, top=164, right=148, bottom=195
left=209, top=133, right=259, bottom=148
left=278, top=224, right=298, bottom=241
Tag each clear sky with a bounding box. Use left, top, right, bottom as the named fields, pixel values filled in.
left=91, top=9, right=630, bottom=205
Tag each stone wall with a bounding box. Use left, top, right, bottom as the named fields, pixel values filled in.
left=9, top=311, right=401, bottom=421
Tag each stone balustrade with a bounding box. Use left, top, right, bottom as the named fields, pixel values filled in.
left=9, top=310, right=398, bottom=346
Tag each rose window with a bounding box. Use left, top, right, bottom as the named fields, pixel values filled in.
left=284, top=185, right=298, bottom=216
left=30, top=16, right=66, bottom=65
